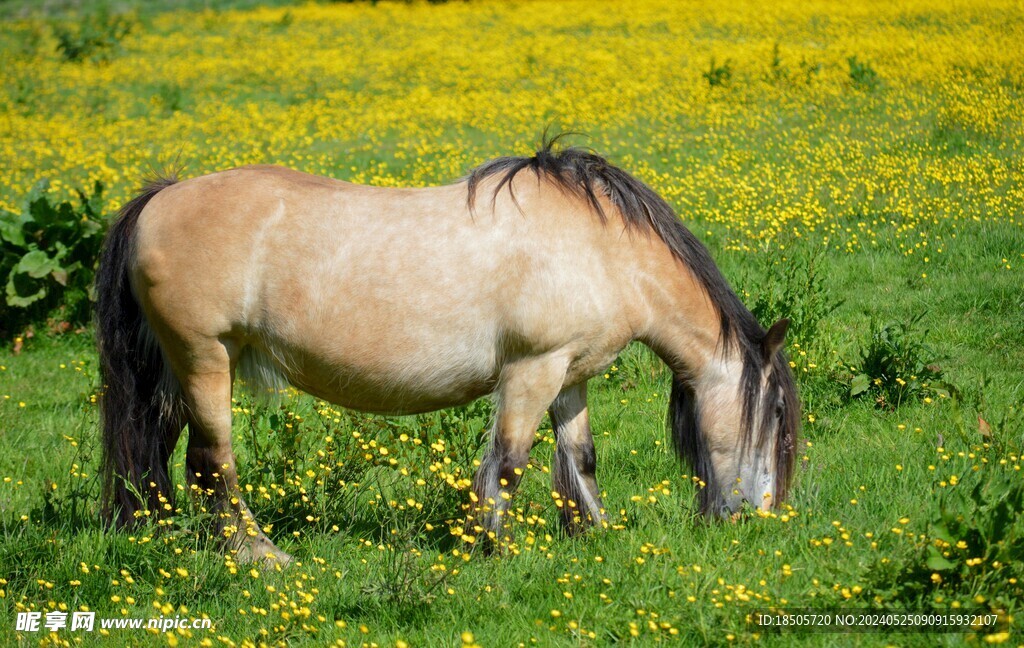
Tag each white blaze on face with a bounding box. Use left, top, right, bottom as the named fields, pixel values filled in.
left=734, top=431, right=777, bottom=513
left=757, top=469, right=775, bottom=511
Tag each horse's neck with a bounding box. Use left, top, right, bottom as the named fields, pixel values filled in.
left=634, top=255, right=734, bottom=382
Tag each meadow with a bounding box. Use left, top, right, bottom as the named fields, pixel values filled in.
left=1, top=0, right=1023, bottom=645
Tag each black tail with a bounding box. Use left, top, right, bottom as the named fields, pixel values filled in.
left=96, top=176, right=182, bottom=528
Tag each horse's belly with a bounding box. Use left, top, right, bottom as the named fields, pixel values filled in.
left=266, top=329, right=501, bottom=415
left=293, top=370, right=497, bottom=415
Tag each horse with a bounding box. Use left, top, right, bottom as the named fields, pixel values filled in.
left=95, top=139, right=799, bottom=565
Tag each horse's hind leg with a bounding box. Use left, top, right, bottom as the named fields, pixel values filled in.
left=471, top=352, right=570, bottom=545
left=178, top=342, right=291, bottom=566
left=550, top=382, right=607, bottom=534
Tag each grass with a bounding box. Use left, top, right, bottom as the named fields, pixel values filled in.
left=1, top=0, right=1023, bottom=645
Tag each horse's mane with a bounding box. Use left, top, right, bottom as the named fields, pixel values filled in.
left=466, top=136, right=798, bottom=511
left=466, top=134, right=763, bottom=352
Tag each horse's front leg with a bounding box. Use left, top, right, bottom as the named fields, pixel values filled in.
left=470, top=352, right=570, bottom=546
left=550, top=382, right=607, bottom=534
left=179, top=353, right=292, bottom=567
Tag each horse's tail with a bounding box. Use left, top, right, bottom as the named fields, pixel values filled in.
left=95, top=176, right=182, bottom=528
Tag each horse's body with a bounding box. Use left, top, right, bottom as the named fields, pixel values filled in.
left=137, top=165, right=642, bottom=413
left=97, top=144, right=798, bottom=564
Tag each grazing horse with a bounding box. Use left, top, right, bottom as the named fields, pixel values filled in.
left=96, top=140, right=799, bottom=564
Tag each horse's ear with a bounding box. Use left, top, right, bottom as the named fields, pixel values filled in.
left=762, top=318, right=790, bottom=362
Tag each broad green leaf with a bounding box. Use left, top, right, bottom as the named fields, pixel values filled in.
left=926, top=545, right=957, bottom=571
left=28, top=196, right=60, bottom=228
left=930, top=520, right=955, bottom=544
left=0, top=213, right=27, bottom=247
left=79, top=217, right=102, bottom=237
left=15, top=249, right=61, bottom=278
left=6, top=271, right=46, bottom=307
left=850, top=373, right=870, bottom=396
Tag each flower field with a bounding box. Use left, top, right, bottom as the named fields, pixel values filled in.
left=0, top=0, right=1022, bottom=645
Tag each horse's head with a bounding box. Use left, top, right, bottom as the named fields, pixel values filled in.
left=671, top=318, right=799, bottom=518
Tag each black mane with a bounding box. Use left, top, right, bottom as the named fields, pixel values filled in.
left=466, top=134, right=764, bottom=351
